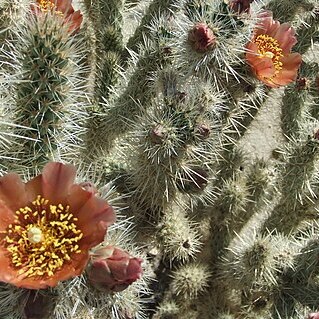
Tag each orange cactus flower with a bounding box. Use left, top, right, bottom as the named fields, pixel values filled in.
left=0, top=162, right=115, bottom=289
left=245, top=11, right=302, bottom=88
left=32, top=0, right=83, bottom=33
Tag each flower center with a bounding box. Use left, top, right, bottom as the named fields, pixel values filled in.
left=3, top=195, right=83, bottom=278
left=38, top=0, right=64, bottom=16
left=254, top=34, right=284, bottom=72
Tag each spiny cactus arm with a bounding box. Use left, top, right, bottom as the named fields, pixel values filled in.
left=288, top=284, right=319, bottom=311
left=219, top=231, right=300, bottom=319
left=227, top=88, right=271, bottom=138
left=5, top=13, right=88, bottom=171
left=0, top=283, right=26, bottom=318
left=154, top=299, right=180, bottom=318
left=266, top=0, right=313, bottom=21
left=211, top=87, right=269, bottom=190
left=170, top=262, right=210, bottom=298
left=281, top=62, right=316, bottom=139
left=93, top=0, right=124, bottom=101
left=123, top=70, right=220, bottom=212
left=294, top=7, right=319, bottom=55
left=262, top=134, right=319, bottom=234
left=220, top=159, right=274, bottom=249
left=120, top=0, right=182, bottom=65
left=220, top=232, right=292, bottom=289
left=308, top=63, right=319, bottom=119
left=157, top=205, right=202, bottom=261
left=288, top=223, right=319, bottom=282
left=0, top=0, right=25, bottom=44
left=85, top=39, right=173, bottom=156
left=176, top=1, right=258, bottom=89
left=271, top=291, right=297, bottom=319
left=160, top=262, right=210, bottom=319
left=269, top=227, right=319, bottom=317
left=246, top=158, right=272, bottom=205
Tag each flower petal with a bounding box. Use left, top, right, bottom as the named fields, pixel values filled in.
left=126, top=258, right=143, bottom=279
left=77, top=199, right=115, bottom=246
left=0, top=251, right=18, bottom=284
left=246, top=53, right=276, bottom=81
left=55, top=0, right=74, bottom=14
left=272, top=53, right=302, bottom=86
left=9, top=251, right=89, bottom=289
left=25, top=174, right=43, bottom=202
left=67, top=184, right=94, bottom=212
left=38, top=251, right=89, bottom=287
left=0, top=173, right=28, bottom=211
left=0, top=201, right=15, bottom=233
left=255, top=11, right=276, bottom=37
left=42, top=162, right=76, bottom=203
left=66, top=10, right=83, bottom=33
left=67, top=184, right=116, bottom=246
left=246, top=42, right=276, bottom=79
left=272, top=23, right=297, bottom=53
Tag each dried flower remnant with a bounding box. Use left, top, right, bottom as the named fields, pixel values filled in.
left=314, top=129, right=319, bottom=140
left=88, top=246, right=143, bottom=292
left=228, top=0, right=254, bottom=14
left=31, top=0, right=83, bottom=33
left=188, top=22, right=216, bottom=53
left=149, top=124, right=167, bottom=144
left=246, top=11, right=302, bottom=88
left=0, top=162, right=115, bottom=289
left=196, top=123, right=211, bottom=139
left=295, top=77, right=310, bottom=90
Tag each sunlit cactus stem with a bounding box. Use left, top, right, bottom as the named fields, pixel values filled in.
left=93, top=0, right=124, bottom=101
left=6, top=12, right=86, bottom=169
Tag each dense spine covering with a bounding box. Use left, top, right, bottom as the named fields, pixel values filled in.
left=2, top=0, right=319, bottom=318
left=4, top=13, right=87, bottom=171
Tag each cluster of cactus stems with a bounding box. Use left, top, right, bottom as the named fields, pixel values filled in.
left=2, top=0, right=319, bottom=318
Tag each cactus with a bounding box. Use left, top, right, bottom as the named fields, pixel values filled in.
left=2, top=0, right=319, bottom=318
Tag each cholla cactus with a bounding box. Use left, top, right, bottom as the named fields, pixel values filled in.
left=1, top=0, right=319, bottom=318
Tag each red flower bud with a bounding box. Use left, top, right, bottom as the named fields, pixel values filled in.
left=187, top=23, right=216, bottom=53
left=88, top=246, right=143, bottom=292
left=308, top=313, right=319, bottom=319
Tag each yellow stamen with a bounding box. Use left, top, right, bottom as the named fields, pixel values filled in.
left=254, top=34, right=284, bottom=72
left=3, top=195, right=82, bottom=278
left=38, top=0, right=64, bottom=16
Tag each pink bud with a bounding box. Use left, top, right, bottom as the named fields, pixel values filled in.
left=187, top=23, right=216, bottom=53
left=309, top=313, right=319, bottom=319
left=88, top=246, right=143, bottom=292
